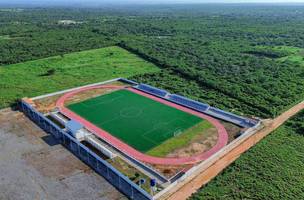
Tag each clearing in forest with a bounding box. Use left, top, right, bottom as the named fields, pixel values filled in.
left=0, top=46, right=160, bottom=108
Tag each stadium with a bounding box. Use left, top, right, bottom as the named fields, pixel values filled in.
left=20, top=78, right=261, bottom=200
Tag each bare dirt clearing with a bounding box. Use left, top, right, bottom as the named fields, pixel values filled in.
left=0, top=108, right=126, bottom=200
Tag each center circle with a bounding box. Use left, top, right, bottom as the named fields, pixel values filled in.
left=120, top=107, right=143, bottom=118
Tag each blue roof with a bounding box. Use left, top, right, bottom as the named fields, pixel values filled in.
left=66, top=120, right=83, bottom=133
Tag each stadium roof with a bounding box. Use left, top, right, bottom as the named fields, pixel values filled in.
left=66, top=120, right=83, bottom=134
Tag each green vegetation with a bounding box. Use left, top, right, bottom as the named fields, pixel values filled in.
left=108, top=157, right=153, bottom=192
left=1, top=6, right=304, bottom=118
left=0, top=46, right=159, bottom=108
left=249, top=45, right=304, bottom=65
left=68, top=89, right=202, bottom=152
left=275, top=46, right=304, bottom=65
left=190, top=110, right=304, bottom=200
left=1, top=6, right=304, bottom=198
left=0, top=9, right=24, bottom=12
left=0, top=35, right=11, bottom=40
left=147, top=121, right=213, bottom=157
left=128, top=38, right=304, bottom=118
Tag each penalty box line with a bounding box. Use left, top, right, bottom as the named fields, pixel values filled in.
left=100, top=106, right=145, bottom=126
left=141, top=118, right=188, bottom=145
left=79, top=93, right=125, bottom=108
left=77, top=93, right=126, bottom=126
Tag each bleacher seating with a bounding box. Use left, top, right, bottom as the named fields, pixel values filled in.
left=208, top=107, right=257, bottom=127
left=208, top=107, right=242, bottom=121
left=168, top=94, right=209, bottom=112
left=130, top=80, right=258, bottom=128
left=119, top=78, right=138, bottom=85
left=136, top=84, right=168, bottom=97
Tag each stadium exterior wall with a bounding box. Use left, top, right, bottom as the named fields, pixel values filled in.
left=31, top=78, right=121, bottom=101
left=19, top=100, right=154, bottom=200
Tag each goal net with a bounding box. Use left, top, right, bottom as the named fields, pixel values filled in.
left=173, top=129, right=182, bottom=137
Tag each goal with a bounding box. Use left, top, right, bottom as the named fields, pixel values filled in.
left=173, top=129, right=182, bottom=137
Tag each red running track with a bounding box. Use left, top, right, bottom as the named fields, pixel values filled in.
left=56, top=85, right=228, bottom=165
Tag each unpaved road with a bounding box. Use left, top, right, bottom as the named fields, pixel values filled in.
left=166, top=101, right=304, bottom=200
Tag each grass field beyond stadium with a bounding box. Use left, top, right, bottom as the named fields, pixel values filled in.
left=0, top=46, right=159, bottom=109
left=68, top=89, right=203, bottom=153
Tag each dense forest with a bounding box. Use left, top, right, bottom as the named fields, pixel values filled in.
left=1, top=5, right=304, bottom=117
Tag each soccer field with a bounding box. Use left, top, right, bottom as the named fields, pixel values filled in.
left=67, top=89, right=203, bottom=153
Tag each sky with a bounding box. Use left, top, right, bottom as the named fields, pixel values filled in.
left=1, top=0, right=304, bottom=7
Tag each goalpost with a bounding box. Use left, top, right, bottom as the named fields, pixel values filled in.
left=173, top=129, right=183, bottom=137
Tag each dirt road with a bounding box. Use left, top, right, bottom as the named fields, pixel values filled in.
left=166, top=100, right=304, bottom=200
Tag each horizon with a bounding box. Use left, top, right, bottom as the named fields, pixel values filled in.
left=1, top=0, right=304, bottom=8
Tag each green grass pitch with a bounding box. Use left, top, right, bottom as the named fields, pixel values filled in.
left=67, top=89, right=203, bottom=153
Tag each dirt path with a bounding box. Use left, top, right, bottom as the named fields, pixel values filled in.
left=165, top=101, right=304, bottom=200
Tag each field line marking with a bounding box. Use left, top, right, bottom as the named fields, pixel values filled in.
left=141, top=135, right=159, bottom=146
left=119, top=106, right=145, bottom=119
left=98, top=114, right=121, bottom=126
left=81, top=93, right=125, bottom=108
left=142, top=119, right=182, bottom=145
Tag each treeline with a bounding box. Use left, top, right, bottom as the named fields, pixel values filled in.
left=0, top=27, right=115, bottom=65
left=1, top=5, right=304, bottom=118
left=132, top=70, right=266, bottom=117
left=286, top=110, right=304, bottom=135
left=125, top=36, right=304, bottom=118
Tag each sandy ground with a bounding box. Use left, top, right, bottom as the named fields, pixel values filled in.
left=0, top=108, right=126, bottom=200
left=166, top=126, right=218, bottom=158
left=33, top=81, right=128, bottom=113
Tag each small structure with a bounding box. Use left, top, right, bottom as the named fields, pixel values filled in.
left=65, top=120, right=85, bottom=140
left=85, top=135, right=116, bottom=159
left=58, top=20, right=78, bottom=25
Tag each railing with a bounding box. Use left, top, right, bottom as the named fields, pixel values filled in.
left=207, top=107, right=256, bottom=127
left=119, top=78, right=138, bottom=85
left=19, top=100, right=153, bottom=200
left=168, top=94, right=209, bottom=112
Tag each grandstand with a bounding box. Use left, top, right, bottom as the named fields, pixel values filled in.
left=134, top=84, right=168, bottom=97
left=133, top=83, right=258, bottom=128
left=206, top=107, right=257, bottom=127
left=119, top=78, right=138, bottom=85
left=168, top=94, right=210, bottom=112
